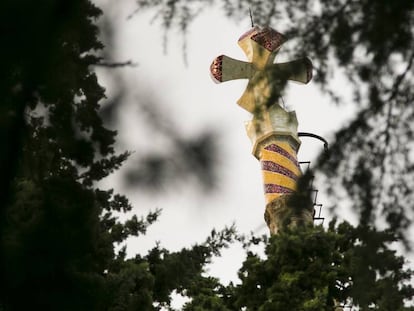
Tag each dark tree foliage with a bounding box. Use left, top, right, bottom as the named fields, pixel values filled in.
left=101, top=226, right=237, bottom=311
left=174, top=223, right=413, bottom=310
left=0, top=0, right=147, bottom=309
left=231, top=223, right=414, bottom=310
left=0, top=0, right=234, bottom=310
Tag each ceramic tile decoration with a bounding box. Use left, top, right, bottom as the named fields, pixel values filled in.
left=210, top=26, right=314, bottom=233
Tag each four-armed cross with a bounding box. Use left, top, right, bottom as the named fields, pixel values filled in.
left=210, top=26, right=314, bottom=234
left=210, top=26, right=312, bottom=113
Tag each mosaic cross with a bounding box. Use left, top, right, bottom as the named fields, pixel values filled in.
left=210, top=26, right=314, bottom=234
left=210, top=26, right=312, bottom=113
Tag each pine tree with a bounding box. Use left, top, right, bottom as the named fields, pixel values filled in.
left=1, top=0, right=126, bottom=309
left=0, top=0, right=236, bottom=309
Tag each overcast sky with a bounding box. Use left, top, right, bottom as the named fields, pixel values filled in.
left=94, top=0, right=357, bottom=287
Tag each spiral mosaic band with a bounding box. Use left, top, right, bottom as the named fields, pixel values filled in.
left=261, top=161, right=298, bottom=180
left=260, top=142, right=301, bottom=204
left=264, top=143, right=299, bottom=167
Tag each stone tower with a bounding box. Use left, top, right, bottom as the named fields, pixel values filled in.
left=210, top=26, right=314, bottom=234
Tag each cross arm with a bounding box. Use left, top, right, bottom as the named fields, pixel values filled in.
left=268, top=57, right=313, bottom=84
left=210, top=55, right=255, bottom=83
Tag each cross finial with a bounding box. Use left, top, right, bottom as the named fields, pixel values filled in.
left=210, top=26, right=312, bottom=113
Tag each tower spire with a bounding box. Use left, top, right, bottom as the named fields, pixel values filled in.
left=210, top=26, right=314, bottom=234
